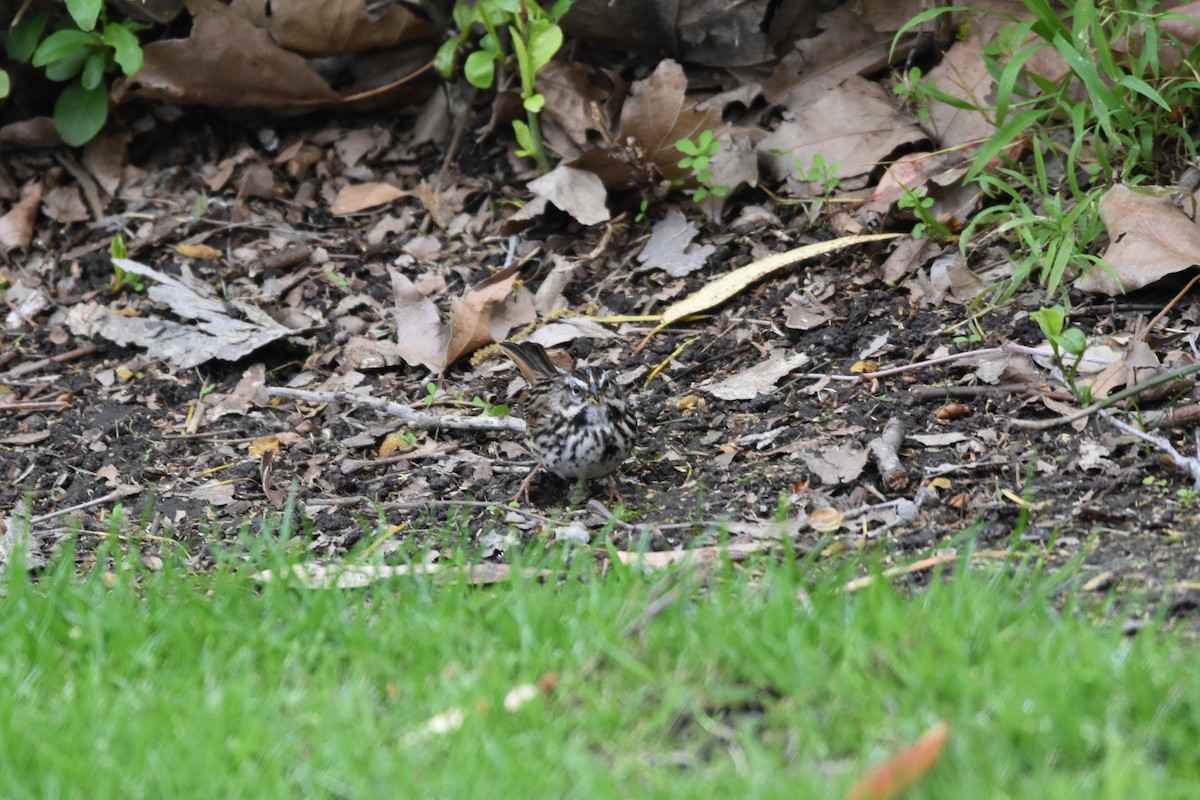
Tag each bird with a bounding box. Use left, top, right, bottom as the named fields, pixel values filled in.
left=498, top=341, right=638, bottom=501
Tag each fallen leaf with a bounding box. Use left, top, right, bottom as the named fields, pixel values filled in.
left=120, top=0, right=342, bottom=108
left=847, top=721, right=950, bottom=800
left=660, top=233, right=901, bottom=326
left=391, top=269, right=449, bottom=371
left=706, top=350, right=809, bottom=400
left=444, top=262, right=536, bottom=367
left=65, top=258, right=301, bottom=368
left=758, top=76, right=927, bottom=186
left=331, top=181, right=407, bottom=214
left=527, top=165, right=610, bottom=225
left=637, top=208, right=716, bottom=276
left=803, top=441, right=869, bottom=485
left=0, top=180, right=43, bottom=250
left=1079, top=184, right=1200, bottom=294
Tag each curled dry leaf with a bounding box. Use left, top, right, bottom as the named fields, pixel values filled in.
left=391, top=269, right=448, bottom=372
left=0, top=180, right=43, bottom=250
left=526, top=166, right=610, bottom=226
left=444, top=262, right=536, bottom=367
left=809, top=506, right=844, bottom=532
left=1079, top=183, right=1200, bottom=295
left=846, top=721, right=950, bottom=800
left=659, top=233, right=902, bottom=327
left=66, top=258, right=303, bottom=369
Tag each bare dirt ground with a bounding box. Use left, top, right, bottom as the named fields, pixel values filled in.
left=2, top=110, right=1199, bottom=626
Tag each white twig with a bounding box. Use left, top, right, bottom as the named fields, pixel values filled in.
left=266, top=386, right=525, bottom=434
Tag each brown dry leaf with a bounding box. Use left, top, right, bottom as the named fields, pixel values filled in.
left=444, top=263, right=536, bottom=367
left=783, top=294, right=838, bottom=330
left=535, top=61, right=625, bottom=153
left=331, top=182, right=407, bottom=215
left=121, top=0, right=341, bottom=109
left=699, top=133, right=759, bottom=220
left=42, top=184, right=89, bottom=224
left=207, top=363, right=269, bottom=419
left=0, top=180, right=43, bottom=250
left=341, top=337, right=410, bottom=370
left=81, top=131, right=130, bottom=196
left=919, top=35, right=997, bottom=149
left=846, top=721, right=950, bottom=800
left=526, top=166, right=610, bottom=226
left=637, top=209, right=716, bottom=277
left=567, top=60, right=724, bottom=193
left=391, top=270, right=449, bottom=372
left=231, top=0, right=436, bottom=56
left=1085, top=339, right=1160, bottom=400
left=759, top=76, right=927, bottom=187
left=1078, top=184, right=1200, bottom=295
left=762, top=4, right=892, bottom=112
left=618, top=59, right=724, bottom=184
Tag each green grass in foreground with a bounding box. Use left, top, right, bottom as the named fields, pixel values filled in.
left=0, top=533, right=1197, bottom=799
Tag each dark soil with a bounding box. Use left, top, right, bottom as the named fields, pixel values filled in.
left=2, top=109, right=1199, bottom=627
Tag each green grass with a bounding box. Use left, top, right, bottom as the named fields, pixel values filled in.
left=0, top=532, right=1198, bottom=798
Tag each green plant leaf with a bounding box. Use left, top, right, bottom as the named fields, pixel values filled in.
left=464, top=49, right=496, bottom=89
left=80, top=50, right=106, bottom=91
left=7, top=12, right=50, bottom=62
left=964, top=108, right=1047, bottom=183
left=0, top=71, right=8, bottom=99
left=104, top=23, right=144, bottom=76
left=526, top=20, right=563, bottom=74
left=523, top=93, right=545, bottom=113
left=44, top=48, right=92, bottom=82
left=434, top=38, right=462, bottom=78
left=512, top=119, right=536, bottom=157
left=1029, top=306, right=1065, bottom=339
left=55, top=78, right=109, bottom=145
left=675, top=138, right=699, bottom=155
left=451, top=1, right=476, bottom=30
left=66, top=0, right=103, bottom=31
left=1115, top=74, right=1171, bottom=112
left=1060, top=328, right=1087, bottom=356
left=32, top=29, right=100, bottom=68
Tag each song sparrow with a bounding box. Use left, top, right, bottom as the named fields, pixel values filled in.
left=499, top=341, right=638, bottom=500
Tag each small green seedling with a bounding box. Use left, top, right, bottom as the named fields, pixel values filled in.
left=108, top=234, right=143, bottom=293
left=675, top=129, right=728, bottom=203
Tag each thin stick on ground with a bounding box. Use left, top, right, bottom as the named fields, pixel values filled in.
left=266, top=386, right=525, bottom=434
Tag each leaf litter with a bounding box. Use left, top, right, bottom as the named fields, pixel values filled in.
left=1, top=0, right=1200, bottom=636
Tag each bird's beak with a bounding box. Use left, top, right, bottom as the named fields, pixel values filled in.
left=589, top=384, right=604, bottom=403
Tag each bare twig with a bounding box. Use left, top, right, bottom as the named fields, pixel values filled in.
left=266, top=386, right=525, bottom=434
left=29, top=485, right=142, bottom=525
left=2, top=345, right=99, bottom=379
left=1010, top=361, right=1200, bottom=430
left=1100, top=410, right=1200, bottom=488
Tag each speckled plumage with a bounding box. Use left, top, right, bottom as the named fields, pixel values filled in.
left=499, top=342, right=637, bottom=484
